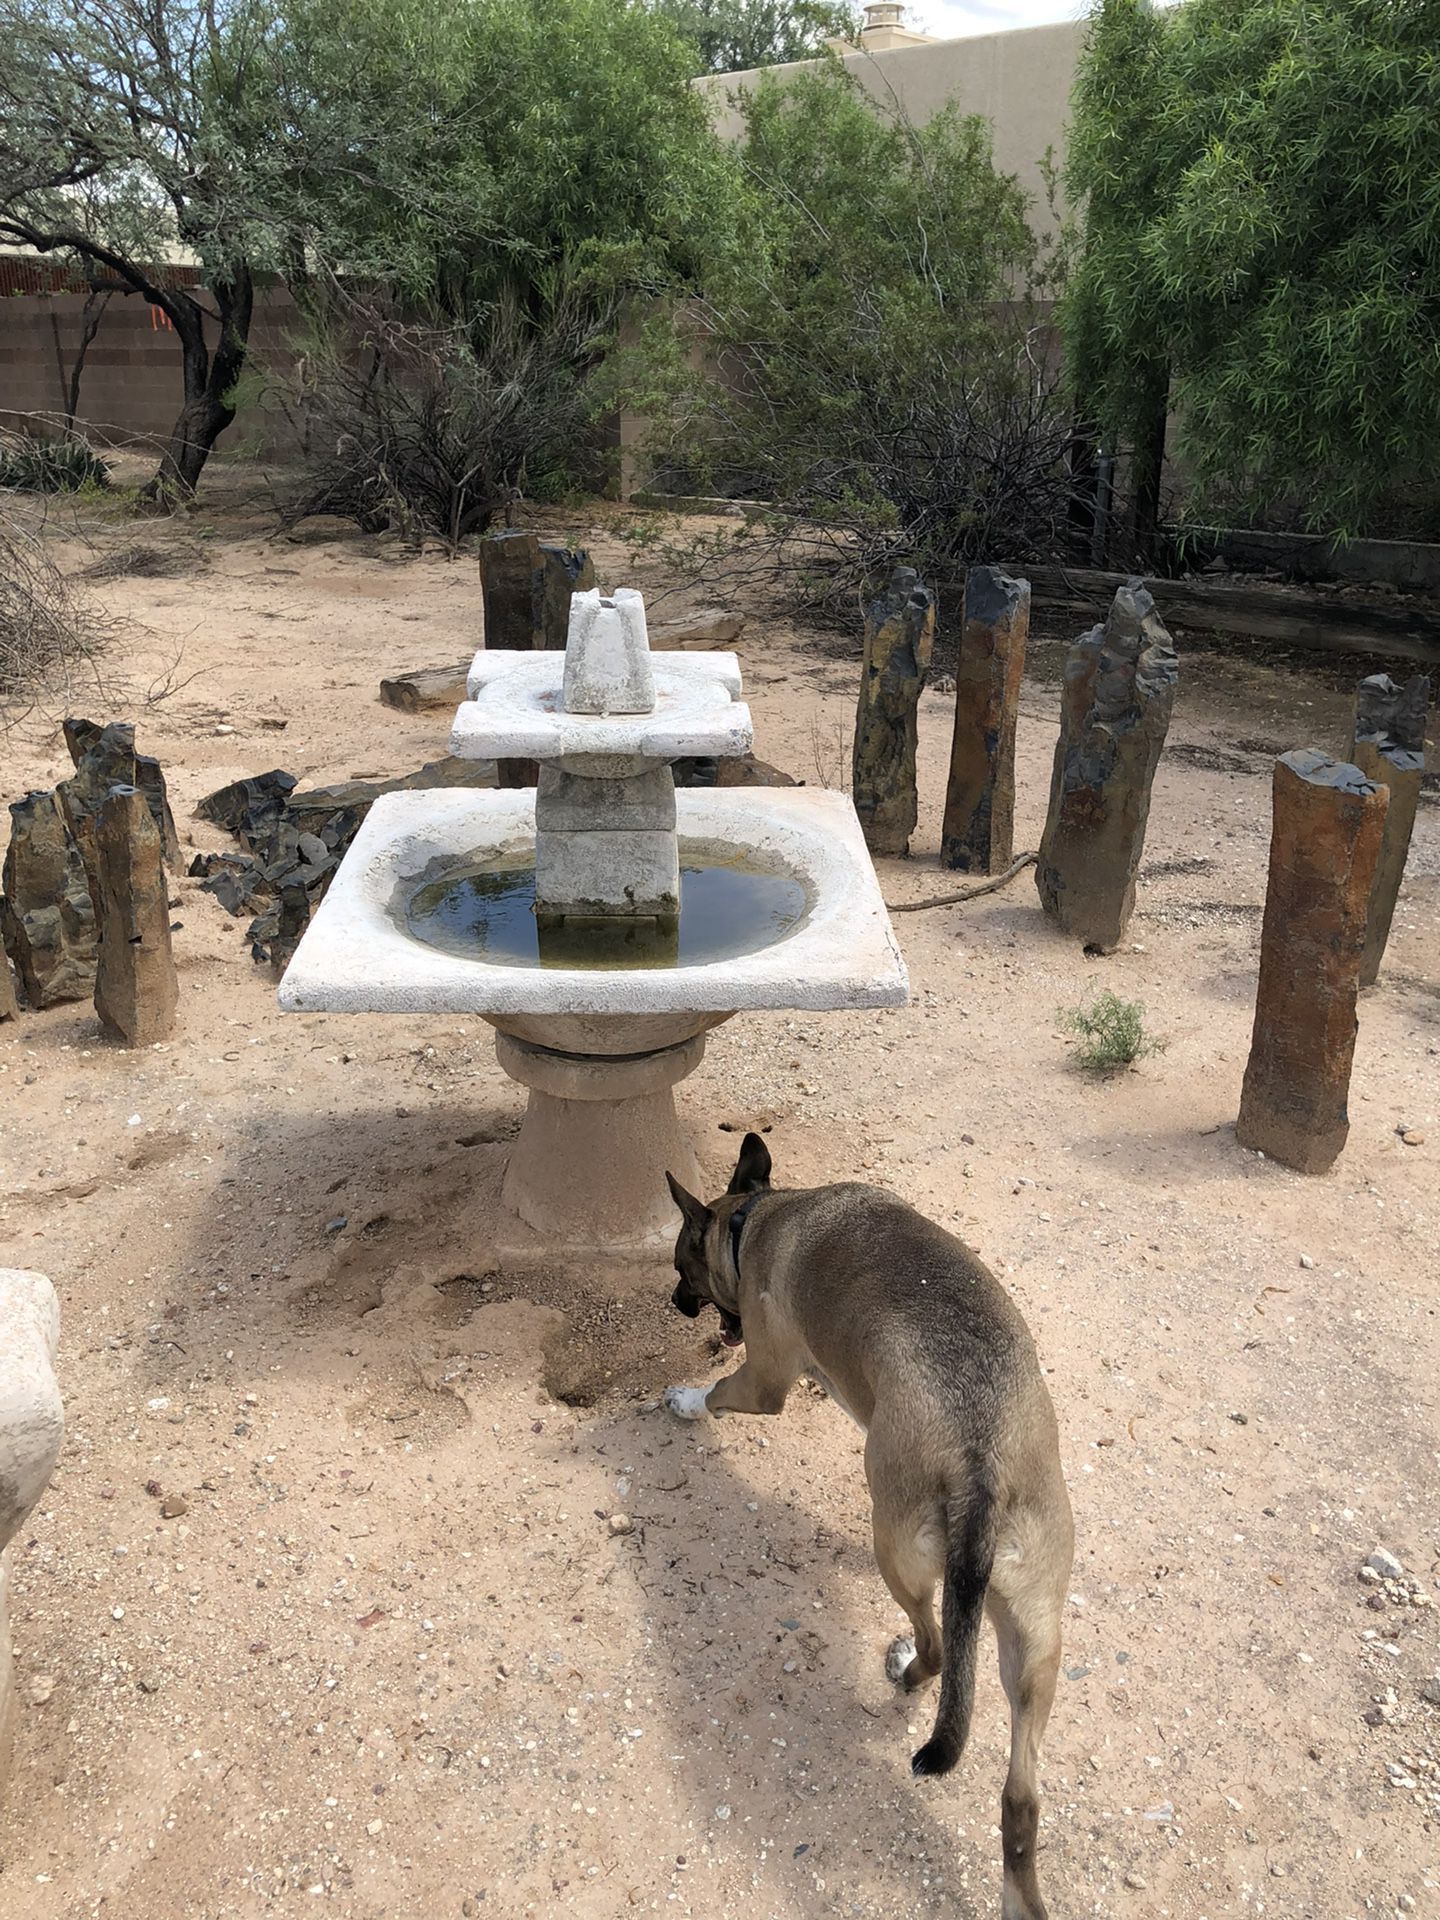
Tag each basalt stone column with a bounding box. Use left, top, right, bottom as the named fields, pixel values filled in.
left=1349, top=672, right=1430, bottom=988
left=1, top=791, right=97, bottom=1008
left=1236, top=751, right=1387, bottom=1175
left=1036, top=581, right=1178, bottom=951
left=479, top=532, right=597, bottom=788
left=852, top=567, right=935, bottom=857
left=64, top=717, right=181, bottom=867
left=941, top=566, right=1031, bottom=873
left=57, top=719, right=136, bottom=896
left=0, top=953, right=16, bottom=1022
left=92, top=785, right=178, bottom=1046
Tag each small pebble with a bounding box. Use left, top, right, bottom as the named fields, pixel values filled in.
left=608, top=1513, right=634, bottom=1537
left=1123, top=1873, right=1147, bottom=1891
left=1366, top=1547, right=1406, bottom=1581
left=1298, top=1253, right=1315, bottom=1270
left=27, top=1674, right=55, bottom=1706
left=1400, top=1131, right=1424, bottom=1147
left=161, top=1493, right=188, bottom=1519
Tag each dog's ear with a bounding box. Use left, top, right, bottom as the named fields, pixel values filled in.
left=730, top=1131, right=772, bottom=1195
left=666, top=1171, right=712, bottom=1235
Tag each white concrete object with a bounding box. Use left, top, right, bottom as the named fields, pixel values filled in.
left=0, top=1269, right=63, bottom=1796
left=280, top=585, right=908, bottom=1253
left=561, top=587, right=655, bottom=714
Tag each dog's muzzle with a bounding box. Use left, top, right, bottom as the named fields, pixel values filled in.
left=671, top=1280, right=703, bottom=1319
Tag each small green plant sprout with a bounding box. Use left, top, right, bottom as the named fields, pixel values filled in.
left=1057, top=987, right=1166, bottom=1073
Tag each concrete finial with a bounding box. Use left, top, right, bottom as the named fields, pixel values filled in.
left=561, top=588, right=657, bottom=716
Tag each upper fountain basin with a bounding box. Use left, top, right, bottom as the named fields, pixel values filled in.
left=277, top=785, right=909, bottom=1018
left=451, top=650, right=751, bottom=763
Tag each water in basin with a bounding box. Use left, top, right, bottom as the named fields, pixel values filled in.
left=404, top=844, right=809, bottom=969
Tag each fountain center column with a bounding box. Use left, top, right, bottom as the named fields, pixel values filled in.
left=533, top=589, right=681, bottom=921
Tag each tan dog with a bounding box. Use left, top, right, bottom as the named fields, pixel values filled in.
left=664, top=1134, right=1074, bottom=1920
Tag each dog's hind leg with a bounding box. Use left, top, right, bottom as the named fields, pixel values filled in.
left=987, top=1532, right=1066, bottom=1920
left=869, top=1470, right=946, bottom=1693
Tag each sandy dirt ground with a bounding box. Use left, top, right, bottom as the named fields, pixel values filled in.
left=1, top=475, right=1437, bottom=1920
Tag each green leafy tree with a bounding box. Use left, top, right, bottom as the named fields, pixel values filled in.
left=1065, top=0, right=1440, bottom=539
left=650, top=0, right=861, bottom=73
left=0, top=0, right=279, bottom=504
left=617, top=58, right=1069, bottom=603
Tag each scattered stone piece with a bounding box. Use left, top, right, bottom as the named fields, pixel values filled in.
left=607, top=1513, right=634, bottom=1536
left=63, top=718, right=181, bottom=868
left=673, top=754, right=797, bottom=790
left=1349, top=672, right=1430, bottom=987
left=160, top=1493, right=188, bottom=1519
left=941, top=565, right=1030, bottom=874
left=1236, top=752, right=1387, bottom=1174
left=648, top=609, right=745, bottom=650
left=26, top=1673, right=55, bottom=1706
left=379, top=664, right=469, bottom=713
left=1298, top=1253, right=1315, bottom=1269
left=267, top=878, right=311, bottom=976
left=1400, top=1130, right=1424, bottom=1147
left=852, top=566, right=935, bottom=857
left=1366, top=1547, right=1406, bottom=1581
left=1, top=790, right=98, bottom=1008
left=1122, top=1873, right=1147, bottom=1891
left=0, top=1270, right=64, bottom=1797
left=1035, top=581, right=1179, bottom=951
left=92, top=786, right=178, bottom=1047
left=1421, top=1674, right=1440, bottom=1706
left=194, top=768, right=298, bottom=839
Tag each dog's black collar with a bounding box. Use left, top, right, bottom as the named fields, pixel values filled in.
left=729, top=1190, right=763, bottom=1278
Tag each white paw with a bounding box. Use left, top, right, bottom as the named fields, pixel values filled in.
left=663, top=1384, right=710, bottom=1422
left=885, top=1635, right=917, bottom=1685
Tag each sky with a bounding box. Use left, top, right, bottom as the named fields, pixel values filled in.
left=907, top=0, right=1093, bottom=37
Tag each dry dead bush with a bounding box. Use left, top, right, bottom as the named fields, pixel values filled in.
left=0, top=511, right=108, bottom=722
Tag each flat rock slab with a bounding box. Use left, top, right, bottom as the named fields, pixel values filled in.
left=92, top=784, right=179, bottom=1046
left=1236, top=750, right=1387, bottom=1174
left=379, top=665, right=470, bottom=713
left=1, top=789, right=97, bottom=1008
left=1036, top=581, right=1179, bottom=951
left=649, top=609, right=746, bottom=650
left=852, top=567, right=936, bottom=857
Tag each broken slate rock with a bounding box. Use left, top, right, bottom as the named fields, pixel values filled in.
left=1, top=790, right=98, bottom=1008
left=283, top=756, right=498, bottom=837
left=194, top=769, right=299, bottom=844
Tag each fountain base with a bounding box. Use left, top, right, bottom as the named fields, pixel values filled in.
left=495, top=1029, right=705, bottom=1253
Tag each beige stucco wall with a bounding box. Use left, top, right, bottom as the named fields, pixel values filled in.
left=696, top=19, right=1086, bottom=231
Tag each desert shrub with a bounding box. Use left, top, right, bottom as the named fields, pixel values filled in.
left=277, top=281, right=617, bottom=546
left=0, top=514, right=105, bottom=716
left=1057, top=988, right=1165, bottom=1072
left=614, top=59, right=1073, bottom=613
left=0, top=431, right=110, bottom=495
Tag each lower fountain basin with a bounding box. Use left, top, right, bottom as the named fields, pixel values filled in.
left=277, top=786, right=908, bottom=1021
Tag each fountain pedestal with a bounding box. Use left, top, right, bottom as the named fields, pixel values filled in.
left=497, top=1028, right=708, bottom=1248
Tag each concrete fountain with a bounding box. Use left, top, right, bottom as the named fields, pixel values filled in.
left=279, top=586, right=908, bottom=1254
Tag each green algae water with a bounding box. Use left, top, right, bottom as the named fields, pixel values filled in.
left=404, top=850, right=808, bottom=970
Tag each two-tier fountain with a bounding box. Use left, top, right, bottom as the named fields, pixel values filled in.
left=279, top=586, right=907, bottom=1255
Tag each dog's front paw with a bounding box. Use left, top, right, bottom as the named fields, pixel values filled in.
left=663, top=1384, right=710, bottom=1422
left=885, top=1635, right=917, bottom=1685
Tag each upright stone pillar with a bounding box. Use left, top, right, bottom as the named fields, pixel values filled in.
left=479, top=532, right=597, bottom=788
left=64, top=717, right=181, bottom=867
left=92, top=785, right=178, bottom=1046
left=1036, top=581, right=1178, bottom=951
left=1349, top=673, right=1430, bottom=988
left=0, top=1268, right=63, bottom=1797
left=1, top=791, right=97, bottom=1008
left=852, top=567, right=935, bottom=857
left=1236, top=751, right=1387, bottom=1175
left=56, top=719, right=135, bottom=896
left=940, top=566, right=1030, bottom=873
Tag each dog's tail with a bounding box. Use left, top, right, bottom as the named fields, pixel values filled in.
left=911, top=1462, right=999, bottom=1778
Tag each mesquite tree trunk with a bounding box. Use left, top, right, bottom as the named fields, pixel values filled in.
left=142, top=267, right=254, bottom=508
